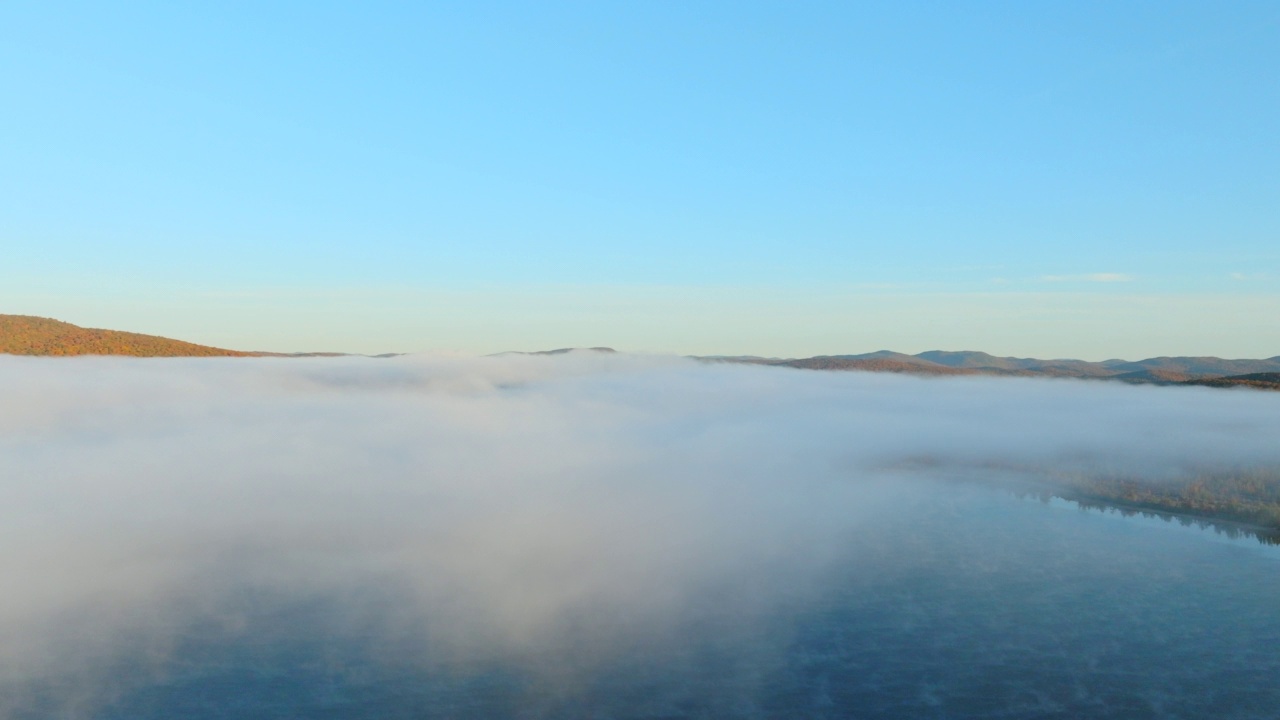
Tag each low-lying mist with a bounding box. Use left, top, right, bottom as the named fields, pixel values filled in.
left=2, top=353, right=1278, bottom=717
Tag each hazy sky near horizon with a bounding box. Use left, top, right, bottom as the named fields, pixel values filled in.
left=2, top=1, right=1278, bottom=358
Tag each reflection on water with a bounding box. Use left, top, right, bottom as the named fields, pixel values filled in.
left=11, top=484, right=1279, bottom=720
left=1050, top=493, right=1280, bottom=546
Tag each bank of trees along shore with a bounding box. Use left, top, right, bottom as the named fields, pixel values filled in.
left=1025, top=467, right=1280, bottom=545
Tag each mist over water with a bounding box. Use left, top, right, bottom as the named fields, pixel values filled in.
left=2, top=353, right=1279, bottom=718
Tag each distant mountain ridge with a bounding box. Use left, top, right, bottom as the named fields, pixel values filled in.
left=5, top=314, right=1277, bottom=391
left=706, top=349, right=1280, bottom=390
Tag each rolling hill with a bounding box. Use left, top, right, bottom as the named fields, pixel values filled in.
left=0, top=315, right=252, bottom=357
left=7, top=313, right=1278, bottom=390
left=778, top=356, right=978, bottom=375
left=710, top=349, right=1280, bottom=389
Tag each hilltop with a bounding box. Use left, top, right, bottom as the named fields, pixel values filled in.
left=0, top=315, right=252, bottom=357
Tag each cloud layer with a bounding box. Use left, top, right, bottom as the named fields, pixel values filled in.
left=1, top=353, right=1278, bottom=716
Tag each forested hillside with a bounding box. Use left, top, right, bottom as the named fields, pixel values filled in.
left=1184, top=373, right=1280, bottom=391
left=0, top=315, right=250, bottom=357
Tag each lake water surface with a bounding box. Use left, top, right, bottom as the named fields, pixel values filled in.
left=6, top=357, right=1280, bottom=720
left=27, top=484, right=1279, bottom=720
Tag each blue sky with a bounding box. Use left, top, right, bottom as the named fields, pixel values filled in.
left=2, top=1, right=1277, bottom=358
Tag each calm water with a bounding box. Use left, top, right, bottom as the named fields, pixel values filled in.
left=16, top=484, right=1280, bottom=720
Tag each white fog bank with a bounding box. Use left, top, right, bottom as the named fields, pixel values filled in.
left=1, top=353, right=1277, bottom=716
